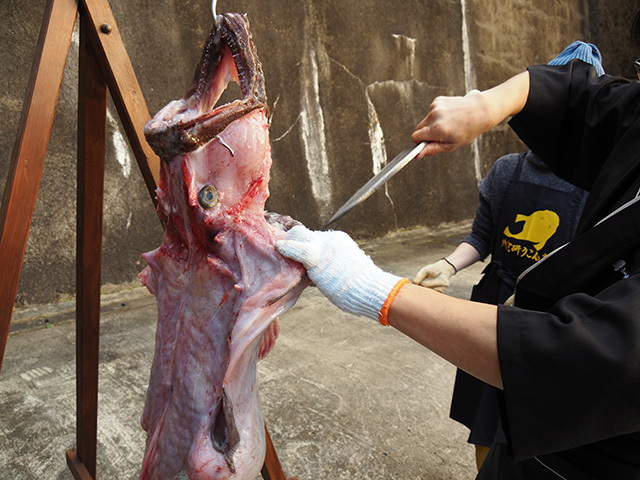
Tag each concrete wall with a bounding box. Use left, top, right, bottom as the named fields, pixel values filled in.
left=1, top=0, right=637, bottom=307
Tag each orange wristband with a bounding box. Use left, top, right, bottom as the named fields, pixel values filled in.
left=378, top=278, right=409, bottom=326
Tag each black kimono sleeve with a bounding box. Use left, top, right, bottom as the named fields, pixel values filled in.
left=497, top=277, right=640, bottom=460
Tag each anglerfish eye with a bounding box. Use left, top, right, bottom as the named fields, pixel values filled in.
left=198, top=185, right=219, bottom=209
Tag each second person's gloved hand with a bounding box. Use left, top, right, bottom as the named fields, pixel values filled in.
left=275, top=226, right=407, bottom=323
left=413, top=259, right=456, bottom=293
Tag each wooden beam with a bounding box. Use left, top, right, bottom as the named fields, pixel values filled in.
left=261, top=424, right=288, bottom=480
left=79, top=0, right=161, bottom=202
left=66, top=448, right=96, bottom=480
left=0, top=0, right=78, bottom=372
left=74, top=11, right=109, bottom=478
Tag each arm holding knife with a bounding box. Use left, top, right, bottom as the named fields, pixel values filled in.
left=411, top=71, right=530, bottom=158
left=277, top=71, right=532, bottom=390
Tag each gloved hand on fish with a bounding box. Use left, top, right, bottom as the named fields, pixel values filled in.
left=140, top=13, right=310, bottom=480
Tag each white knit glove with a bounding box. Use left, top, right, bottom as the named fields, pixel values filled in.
left=276, top=226, right=405, bottom=322
left=412, top=259, right=456, bottom=293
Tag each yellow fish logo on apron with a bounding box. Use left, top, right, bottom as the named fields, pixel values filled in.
left=503, top=209, right=560, bottom=251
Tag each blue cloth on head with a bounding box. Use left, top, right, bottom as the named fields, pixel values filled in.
left=547, top=40, right=605, bottom=76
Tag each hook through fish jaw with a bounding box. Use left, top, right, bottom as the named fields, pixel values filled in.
left=211, top=0, right=220, bottom=29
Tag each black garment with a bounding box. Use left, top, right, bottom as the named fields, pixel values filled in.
left=451, top=154, right=585, bottom=447
left=488, top=60, right=640, bottom=478
left=475, top=442, right=633, bottom=480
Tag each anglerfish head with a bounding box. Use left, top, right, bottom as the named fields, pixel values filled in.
left=144, top=13, right=272, bottom=251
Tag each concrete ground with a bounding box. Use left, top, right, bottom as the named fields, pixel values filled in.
left=0, top=222, right=486, bottom=480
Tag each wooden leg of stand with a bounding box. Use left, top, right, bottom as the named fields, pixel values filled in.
left=71, top=13, right=108, bottom=480
left=261, top=423, right=288, bottom=480
left=0, top=0, right=77, bottom=372
left=66, top=449, right=95, bottom=480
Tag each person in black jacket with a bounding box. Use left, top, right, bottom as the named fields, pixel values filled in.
left=413, top=42, right=601, bottom=471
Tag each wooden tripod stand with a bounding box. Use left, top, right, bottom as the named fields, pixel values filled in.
left=0, top=0, right=289, bottom=478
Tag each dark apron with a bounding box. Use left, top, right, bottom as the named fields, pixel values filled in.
left=450, top=154, right=584, bottom=446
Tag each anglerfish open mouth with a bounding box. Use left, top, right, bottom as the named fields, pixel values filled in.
left=144, top=13, right=267, bottom=159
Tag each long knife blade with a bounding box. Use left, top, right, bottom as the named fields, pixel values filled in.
left=323, top=141, right=427, bottom=229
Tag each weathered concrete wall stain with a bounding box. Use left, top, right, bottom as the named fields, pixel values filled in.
left=365, top=79, right=432, bottom=225
left=365, top=86, right=386, bottom=176
left=392, top=34, right=418, bottom=79
left=460, top=0, right=482, bottom=183
left=107, top=109, right=132, bottom=179
left=300, top=5, right=332, bottom=215
left=300, top=38, right=331, bottom=210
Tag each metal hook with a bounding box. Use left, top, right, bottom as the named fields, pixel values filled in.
left=212, top=0, right=219, bottom=28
